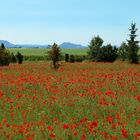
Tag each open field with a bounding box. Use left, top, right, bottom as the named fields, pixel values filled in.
left=0, top=62, right=140, bottom=139
left=8, top=48, right=88, bottom=56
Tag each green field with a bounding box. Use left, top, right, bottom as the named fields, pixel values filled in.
left=8, top=48, right=88, bottom=56
left=8, top=48, right=140, bottom=57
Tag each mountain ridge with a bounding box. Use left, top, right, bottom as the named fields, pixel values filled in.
left=0, top=40, right=87, bottom=48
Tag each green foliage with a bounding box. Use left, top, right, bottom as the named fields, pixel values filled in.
left=0, top=43, right=11, bottom=66
left=118, top=42, right=128, bottom=61
left=23, top=55, right=47, bottom=61
left=47, top=43, right=61, bottom=69
left=87, top=36, right=117, bottom=62
left=88, top=35, right=103, bottom=61
left=16, top=52, right=23, bottom=64
left=127, top=22, right=139, bottom=63
left=65, top=54, right=85, bottom=62
left=65, top=53, right=69, bottom=62
left=75, top=55, right=86, bottom=62
left=69, top=55, right=75, bottom=63
left=10, top=52, right=17, bottom=63
left=100, top=44, right=118, bottom=62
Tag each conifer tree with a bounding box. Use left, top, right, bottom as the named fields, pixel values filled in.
left=127, top=22, right=139, bottom=63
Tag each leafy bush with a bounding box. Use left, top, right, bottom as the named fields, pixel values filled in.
left=69, top=55, right=75, bottom=63
left=24, top=55, right=46, bottom=61
left=99, top=44, right=118, bottom=62
left=87, top=36, right=118, bottom=62
left=118, top=42, right=128, bottom=61
left=16, top=52, right=23, bottom=64
left=10, top=52, right=17, bottom=63
left=65, top=53, right=69, bottom=62
left=0, top=43, right=11, bottom=66
left=47, top=43, right=61, bottom=69
left=75, top=55, right=86, bottom=62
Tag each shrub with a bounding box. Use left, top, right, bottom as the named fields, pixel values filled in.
left=10, top=53, right=17, bottom=63
left=65, top=53, right=69, bottom=62
left=75, top=55, right=85, bottom=62
left=0, top=43, right=11, bottom=66
left=69, top=55, right=75, bottom=63
left=16, top=52, right=23, bottom=64
left=47, top=43, right=61, bottom=69
left=100, top=44, right=118, bottom=62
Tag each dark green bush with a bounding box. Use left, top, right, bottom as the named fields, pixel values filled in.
left=10, top=53, right=17, bottom=63
left=69, top=55, right=75, bottom=63
left=65, top=53, right=69, bottom=62
left=0, top=43, right=11, bottom=66
left=24, top=55, right=47, bottom=61
left=16, top=52, right=23, bottom=64
left=75, top=55, right=86, bottom=62
left=47, top=43, right=61, bottom=69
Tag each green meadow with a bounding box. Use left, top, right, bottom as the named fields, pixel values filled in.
left=8, top=48, right=88, bottom=56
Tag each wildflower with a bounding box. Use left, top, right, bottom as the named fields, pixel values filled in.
left=121, top=129, right=128, bottom=138
left=80, top=134, right=86, bottom=140
left=73, top=131, right=77, bottom=136
left=72, top=117, right=76, bottom=121
left=0, top=93, right=3, bottom=98
left=52, top=118, right=57, bottom=122
left=46, top=126, right=53, bottom=131
left=134, top=132, right=140, bottom=139
left=111, top=135, right=118, bottom=140
left=118, top=121, right=124, bottom=126
left=105, top=116, right=113, bottom=124
left=62, top=124, right=69, bottom=129
left=6, top=123, right=10, bottom=127
left=51, top=96, right=56, bottom=101
left=104, top=132, right=109, bottom=139
left=111, top=123, right=117, bottom=129
left=112, top=102, right=115, bottom=106
left=18, top=129, right=24, bottom=133
left=91, top=122, right=98, bottom=127
left=49, top=133, right=55, bottom=138
left=37, top=120, right=44, bottom=127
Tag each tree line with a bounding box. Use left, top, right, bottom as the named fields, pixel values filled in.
left=48, top=22, right=139, bottom=69
left=88, top=22, right=139, bottom=63
left=0, top=22, right=139, bottom=68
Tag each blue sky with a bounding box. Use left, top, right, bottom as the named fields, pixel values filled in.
left=0, top=0, right=140, bottom=46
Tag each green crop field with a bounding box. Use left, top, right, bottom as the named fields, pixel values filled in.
left=8, top=48, right=140, bottom=57
left=8, top=48, right=88, bottom=56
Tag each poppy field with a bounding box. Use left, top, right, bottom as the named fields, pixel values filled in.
left=0, top=62, right=140, bottom=140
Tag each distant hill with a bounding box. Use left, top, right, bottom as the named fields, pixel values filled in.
left=0, top=40, right=48, bottom=48
left=0, top=40, right=16, bottom=48
left=60, top=42, right=86, bottom=48
left=0, top=40, right=87, bottom=49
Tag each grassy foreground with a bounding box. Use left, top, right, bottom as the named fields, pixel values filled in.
left=0, top=62, right=140, bottom=140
